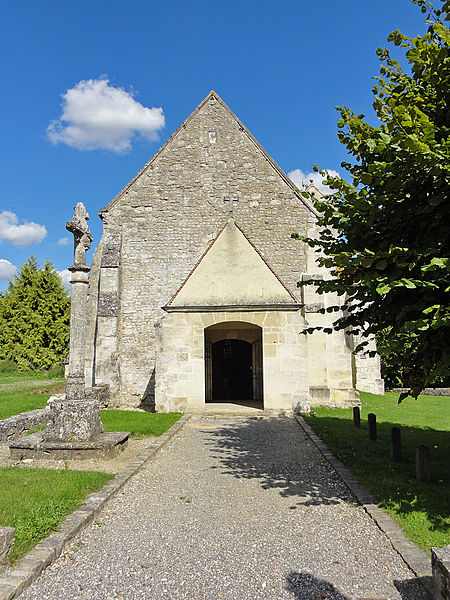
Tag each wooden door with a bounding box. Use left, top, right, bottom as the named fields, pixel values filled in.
left=252, top=339, right=263, bottom=403
left=205, top=340, right=212, bottom=403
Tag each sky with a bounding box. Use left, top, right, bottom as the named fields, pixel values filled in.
left=0, top=0, right=427, bottom=291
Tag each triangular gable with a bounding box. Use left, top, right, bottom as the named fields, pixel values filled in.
left=167, top=220, right=299, bottom=309
left=98, top=91, right=318, bottom=218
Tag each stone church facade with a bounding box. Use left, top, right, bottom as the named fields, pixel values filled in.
left=84, top=91, right=383, bottom=412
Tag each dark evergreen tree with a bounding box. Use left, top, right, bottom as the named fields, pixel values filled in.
left=0, top=257, right=70, bottom=370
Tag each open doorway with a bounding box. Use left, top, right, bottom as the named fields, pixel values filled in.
left=205, top=321, right=263, bottom=408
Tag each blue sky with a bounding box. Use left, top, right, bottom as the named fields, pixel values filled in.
left=0, top=0, right=427, bottom=290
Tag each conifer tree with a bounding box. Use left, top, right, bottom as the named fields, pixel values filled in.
left=0, top=257, right=70, bottom=371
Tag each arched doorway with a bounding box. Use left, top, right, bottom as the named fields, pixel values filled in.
left=204, top=322, right=263, bottom=408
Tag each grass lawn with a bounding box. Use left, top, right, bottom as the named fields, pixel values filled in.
left=0, top=373, right=64, bottom=419
left=0, top=467, right=114, bottom=562
left=0, top=373, right=182, bottom=438
left=101, top=410, right=182, bottom=437
left=304, top=392, right=450, bottom=553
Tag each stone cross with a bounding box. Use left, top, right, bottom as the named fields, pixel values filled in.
left=44, top=202, right=103, bottom=442
left=66, top=202, right=93, bottom=267
left=65, top=203, right=92, bottom=401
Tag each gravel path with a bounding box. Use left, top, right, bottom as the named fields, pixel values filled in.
left=20, top=416, right=427, bottom=600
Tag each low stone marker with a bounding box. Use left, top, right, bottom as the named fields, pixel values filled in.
left=0, top=527, right=14, bottom=573
left=432, top=545, right=450, bottom=600
left=416, top=445, right=431, bottom=482
left=353, top=406, right=361, bottom=428
left=390, top=426, right=401, bottom=461
left=368, top=413, right=377, bottom=440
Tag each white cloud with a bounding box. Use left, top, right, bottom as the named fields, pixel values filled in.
left=288, top=169, right=340, bottom=195
left=47, top=78, right=165, bottom=153
left=0, top=259, right=17, bottom=281
left=0, top=211, right=47, bottom=247
left=57, top=237, right=70, bottom=246
left=58, top=269, right=71, bottom=292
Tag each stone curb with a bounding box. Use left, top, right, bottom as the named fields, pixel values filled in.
left=294, top=415, right=434, bottom=599
left=0, top=414, right=191, bottom=600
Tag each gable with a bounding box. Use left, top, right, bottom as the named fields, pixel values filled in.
left=168, top=220, right=299, bottom=308
left=96, top=91, right=318, bottom=304
left=99, top=91, right=317, bottom=218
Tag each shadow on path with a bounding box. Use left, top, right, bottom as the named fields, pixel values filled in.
left=285, top=571, right=433, bottom=600
left=285, top=571, right=349, bottom=599
left=394, top=576, right=434, bottom=600
left=204, top=417, right=352, bottom=507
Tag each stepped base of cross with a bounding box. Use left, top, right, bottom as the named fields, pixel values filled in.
left=10, top=430, right=129, bottom=461
left=9, top=393, right=129, bottom=461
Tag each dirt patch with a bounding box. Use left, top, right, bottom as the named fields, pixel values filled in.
left=31, top=385, right=66, bottom=395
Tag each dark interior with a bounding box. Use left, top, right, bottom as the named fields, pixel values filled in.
left=211, top=339, right=253, bottom=402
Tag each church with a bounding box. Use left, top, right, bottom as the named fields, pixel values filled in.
left=84, top=91, right=383, bottom=413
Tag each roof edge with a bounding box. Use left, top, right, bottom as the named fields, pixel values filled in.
left=232, top=221, right=299, bottom=303
left=164, top=304, right=302, bottom=313
left=166, top=219, right=228, bottom=306
left=210, top=92, right=319, bottom=218
left=99, top=91, right=223, bottom=215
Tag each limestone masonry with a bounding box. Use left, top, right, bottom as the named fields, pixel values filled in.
left=84, top=91, right=384, bottom=412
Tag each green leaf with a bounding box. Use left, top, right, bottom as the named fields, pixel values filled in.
left=376, top=259, right=388, bottom=270
left=376, top=283, right=392, bottom=295
left=294, top=8, right=450, bottom=390
left=400, top=279, right=416, bottom=288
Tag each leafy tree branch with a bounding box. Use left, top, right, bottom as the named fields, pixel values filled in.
left=293, top=0, right=450, bottom=399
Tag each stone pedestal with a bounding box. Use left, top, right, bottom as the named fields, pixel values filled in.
left=432, top=545, right=450, bottom=600
left=45, top=396, right=104, bottom=442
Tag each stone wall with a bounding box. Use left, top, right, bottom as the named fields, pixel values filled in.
left=302, top=245, right=361, bottom=407
left=0, top=408, right=48, bottom=442
left=353, top=332, right=385, bottom=395
left=88, top=92, right=317, bottom=407
left=390, top=388, right=450, bottom=396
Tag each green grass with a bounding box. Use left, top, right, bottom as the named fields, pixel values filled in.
left=304, top=392, right=450, bottom=553
left=0, top=371, right=60, bottom=383
left=101, top=409, right=182, bottom=438
left=26, top=424, right=46, bottom=435
left=0, top=467, right=114, bottom=562
left=0, top=373, right=64, bottom=419
left=0, top=374, right=182, bottom=439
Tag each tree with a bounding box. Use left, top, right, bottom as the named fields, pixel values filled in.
left=0, top=257, right=70, bottom=371
left=294, top=0, right=450, bottom=399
